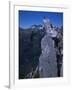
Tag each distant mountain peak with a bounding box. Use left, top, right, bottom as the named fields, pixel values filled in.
left=31, top=24, right=43, bottom=30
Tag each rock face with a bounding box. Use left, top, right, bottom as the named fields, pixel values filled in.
left=19, top=28, right=45, bottom=79
left=19, top=24, right=63, bottom=78
left=39, top=34, right=57, bottom=77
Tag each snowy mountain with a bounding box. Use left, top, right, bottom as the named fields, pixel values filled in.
left=31, top=24, right=43, bottom=30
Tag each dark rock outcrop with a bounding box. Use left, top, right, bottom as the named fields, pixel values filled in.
left=19, top=28, right=45, bottom=79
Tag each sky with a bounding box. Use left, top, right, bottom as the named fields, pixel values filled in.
left=19, top=10, right=63, bottom=29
